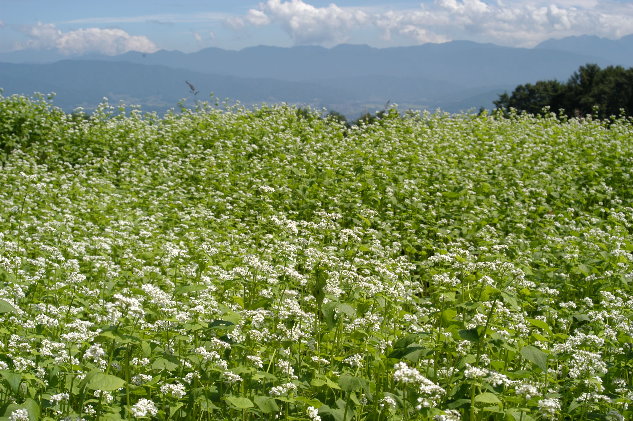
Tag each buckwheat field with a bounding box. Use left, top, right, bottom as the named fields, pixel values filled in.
left=1, top=93, right=633, bottom=421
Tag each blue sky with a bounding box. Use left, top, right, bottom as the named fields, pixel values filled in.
left=1, top=0, right=632, bottom=54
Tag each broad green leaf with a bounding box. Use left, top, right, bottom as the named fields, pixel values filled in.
left=475, top=392, right=501, bottom=404
left=392, top=334, right=424, bottom=350
left=403, top=347, right=433, bottom=363
left=500, top=291, right=520, bottom=311
left=337, top=303, right=356, bottom=318
left=338, top=374, right=363, bottom=392
left=141, top=341, right=151, bottom=358
left=325, top=377, right=341, bottom=390
left=254, top=395, right=280, bottom=413
left=507, top=409, right=535, bottom=421
left=0, top=299, right=17, bottom=314
left=311, top=378, right=327, bottom=387
left=458, top=328, right=481, bottom=342
left=102, top=413, right=124, bottom=421
left=573, top=313, right=590, bottom=322
left=174, top=285, right=207, bottom=295
left=0, top=371, right=22, bottom=395
left=78, top=368, right=101, bottom=391
left=152, top=357, right=178, bottom=371
left=2, top=398, right=40, bottom=421
left=86, top=373, right=126, bottom=391
left=295, top=396, right=323, bottom=408
left=321, top=302, right=339, bottom=330
left=520, top=345, right=548, bottom=372
left=225, top=396, right=254, bottom=409
left=169, top=402, right=184, bottom=419
left=527, top=318, right=552, bottom=335
left=441, top=309, right=457, bottom=325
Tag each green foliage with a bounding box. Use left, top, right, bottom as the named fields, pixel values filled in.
left=0, top=93, right=632, bottom=420
left=495, top=63, right=633, bottom=119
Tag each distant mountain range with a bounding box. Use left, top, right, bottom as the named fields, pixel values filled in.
left=1, top=35, right=631, bottom=118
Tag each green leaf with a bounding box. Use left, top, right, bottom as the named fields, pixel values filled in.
left=458, top=328, right=481, bottom=342
left=152, top=357, right=178, bottom=371
left=337, top=303, right=356, bottom=318
left=169, top=402, right=184, bottom=419
left=475, top=392, right=501, bottom=405
left=338, top=374, right=363, bottom=392
left=141, top=341, right=151, bottom=358
left=311, top=378, right=327, bottom=387
left=573, top=313, right=590, bottom=322
left=321, top=302, right=339, bottom=330
left=102, top=413, right=124, bottom=421
left=78, top=368, right=101, bottom=392
left=500, top=291, right=520, bottom=311
left=507, top=409, right=535, bottom=421
left=527, top=319, right=552, bottom=336
left=0, top=371, right=22, bottom=395
left=294, top=396, right=323, bottom=408
left=254, top=395, right=280, bottom=413
left=577, top=263, right=590, bottom=275
left=225, top=396, right=254, bottom=409
left=441, top=309, right=457, bottom=325
left=392, top=334, right=423, bottom=350
left=86, top=373, right=126, bottom=391
left=2, top=398, right=40, bottom=421
left=174, top=285, right=207, bottom=295
left=0, top=299, right=17, bottom=314
left=403, top=347, right=433, bottom=363
left=520, top=345, right=548, bottom=372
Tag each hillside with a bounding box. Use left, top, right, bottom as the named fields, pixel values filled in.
left=1, top=94, right=632, bottom=420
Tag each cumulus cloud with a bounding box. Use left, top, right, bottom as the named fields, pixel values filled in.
left=223, top=17, right=246, bottom=31
left=14, top=21, right=157, bottom=55
left=192, top=30, right=215, bottom=43
left=234, top=0, right=633, bottom=47
left=237, top=0, right=370, bottom=45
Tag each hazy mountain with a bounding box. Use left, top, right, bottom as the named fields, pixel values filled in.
left=0, top=49, right=83, bottom=64
left=0, top=60, right=512, bottom=116
left=535, top=34, right=633, bottom=67
left=0, top=60, right=358, bottom=114
left=2, top=37, right=628, bottom=117
left=72, top=41, right=610, bottom=88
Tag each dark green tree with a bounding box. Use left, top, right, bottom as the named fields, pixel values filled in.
left=495, top=64, right=633, bottom=120
left=494, top=79, right=564, bottom=116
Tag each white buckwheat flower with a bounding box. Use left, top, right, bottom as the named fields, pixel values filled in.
left=307, top=406, right=321, bottom=421
left=130, top=399, right=158, bottom=418
left=537, top=398, right=560, bottom=419
left=8, top=409, right=29, bottom=421
left=160, top=383, right=186, bottom=399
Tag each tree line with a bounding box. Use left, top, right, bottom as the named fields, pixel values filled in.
left=494, top=64, right=633, bottom=120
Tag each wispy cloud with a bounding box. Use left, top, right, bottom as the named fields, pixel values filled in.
left=62, top=12, right=230, bottom=25
left=229, top=0, right=633, bottom=47
left=0, top=20, right=5, bottom=28
left=14, top=21, right=158, bottom=55
left=147, top=19, right=174, bottom=26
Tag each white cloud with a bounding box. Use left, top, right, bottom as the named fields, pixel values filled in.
left=63, top=12, right=229, bottom=25
left=0, top=20, right=5, bottom=28
left=245, top=9, right=271, bottom=27
left=399, top=25, right=449, bottom=44
left=235, top=0, right=633, bottom=47
left=14, top=21, right=157, bottom=55
left=248, top=0, right=370, bottom=45
left=193, top=31, right=203, bottom=42
left=224, top=16, right=246, bottom=31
